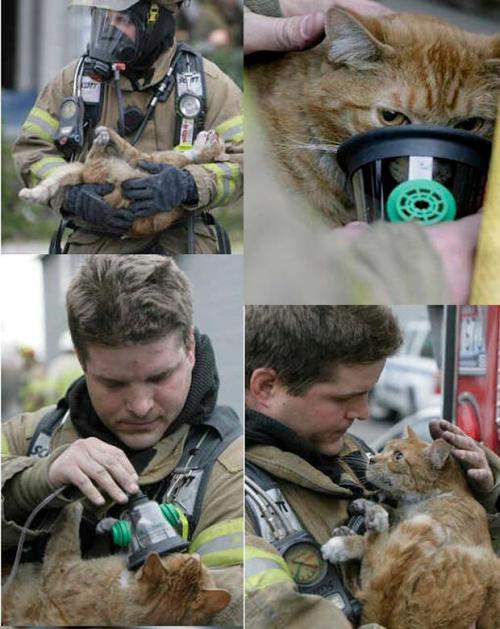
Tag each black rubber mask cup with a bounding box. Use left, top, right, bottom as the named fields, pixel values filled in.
left=336, top=126, right=491, bottom=225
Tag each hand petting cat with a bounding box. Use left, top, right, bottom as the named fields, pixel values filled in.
left=244, top=0, right=391, bottom=54
left=429, top=419, right=495, bottom=493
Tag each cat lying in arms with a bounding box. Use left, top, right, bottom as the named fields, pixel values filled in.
left=321, top=427, right=500, bottom=629
left=18, top=126, right=229, bottom=237
left=2, top=501, right=230, bottom=626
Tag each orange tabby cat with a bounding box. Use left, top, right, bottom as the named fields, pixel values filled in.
left=18, top=126, right=229, bottom=238
left=321, top=427, right=500, bottom=629
left=247, top=8, right=500, bottom=225
left=2, top=502, right=230, bottom=626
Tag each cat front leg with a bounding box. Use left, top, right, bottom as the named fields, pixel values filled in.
left=350, top=499, right=389, bottom=534
left=92, top=126, right=142, bottom=166
left=321, top=534, right=365, bottom=562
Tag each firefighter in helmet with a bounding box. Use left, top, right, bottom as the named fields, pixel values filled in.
left=13, top=0, right=242, bottom=254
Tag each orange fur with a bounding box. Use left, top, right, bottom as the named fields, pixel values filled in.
left=323, top=428, right=500, bottom=629
left=248, top=8, right=500, bottom=225
left=2, top=502, right=230, bottom=626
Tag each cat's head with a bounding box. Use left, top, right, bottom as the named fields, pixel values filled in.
left=366, top=426, right=468, bottom=499
left=306, top=8, right=500, bottom=146
left=135, top=552, right=230, bottom=624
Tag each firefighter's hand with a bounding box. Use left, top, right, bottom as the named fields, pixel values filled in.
left=48, top=437, right=140, bottom=506
left=122, top=162, right=198, bottom=217
left=64, top=183, right=135, bottom=234
left=429, top=420, right=494, bottom=493
left=244, top=0, right=391, bottom=54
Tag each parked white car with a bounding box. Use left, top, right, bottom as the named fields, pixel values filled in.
left=371, top=320, right=441, bottom=421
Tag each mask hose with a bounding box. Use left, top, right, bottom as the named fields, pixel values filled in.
left=3, top=485, right=69, bottom=593
left=113, top=63, right=127, bottom=137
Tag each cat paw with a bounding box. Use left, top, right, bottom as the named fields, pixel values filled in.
left=321, top=537, right=352, bottom=563
left=19, top=186, right=49, bottom=204
left=331, top=525, right=356, bottom=537
left=350, top=499, right=389, bottom=533
left=94, top=126, right=111, bottom=146
left=191, top=129, right=226, bottom=162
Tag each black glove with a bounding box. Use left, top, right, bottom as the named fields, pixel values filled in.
left=121, top=161, right=199, bottom=218
left=64, top=183, right=135, bottom=234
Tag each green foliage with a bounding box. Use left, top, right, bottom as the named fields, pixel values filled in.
left=1, top=134, right=57, bottom=243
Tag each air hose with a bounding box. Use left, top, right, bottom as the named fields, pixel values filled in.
left=3, top=485, right=69, bottom=592
left=471, top=106, right=500, bottom=303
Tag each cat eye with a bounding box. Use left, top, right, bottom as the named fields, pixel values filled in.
left=454, top=117, right=485, bottom=133
left=393, top=450, right=404, bottom=461
left=378, top=110, right=410, bottom=126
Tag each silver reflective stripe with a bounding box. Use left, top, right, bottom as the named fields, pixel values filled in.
left=25, top=114, right=57, bottom=139
left=218, top=162, right=235, bottom=202
left=194, top=532, right=242, bottom=556
left=221, top=123, right=243, bottom=142
left=245, top=556, right=283, bottom=578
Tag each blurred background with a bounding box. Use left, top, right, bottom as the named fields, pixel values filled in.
left=1, top=0, right=243, bottom=253
left=1, top=255, right=244, bottom=421
left=351, top=305, right=500, bottom=456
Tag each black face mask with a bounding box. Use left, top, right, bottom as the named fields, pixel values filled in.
left=88, top=2, right=175, bottom=78
left=337, top=126, right=492, bottom=225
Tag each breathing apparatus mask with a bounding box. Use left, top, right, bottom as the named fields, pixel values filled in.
left=87, top=1, right=176, bottom=80
left=337, top=126, right=491, bottom=225
left=102, top=491, right=188, bottom=569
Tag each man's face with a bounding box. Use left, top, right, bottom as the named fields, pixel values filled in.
left=107, top=10, right=137, bottom=41
left=81, top=333, right=195, bottom=450
left=265, top=361, right=386, bottom=456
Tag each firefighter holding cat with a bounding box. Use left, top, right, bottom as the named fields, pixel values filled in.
left=244, top=306, right=500, bottom=629
left=1, top=256, right=243, bottom=625
left=12, top=0, right=243, bottom=254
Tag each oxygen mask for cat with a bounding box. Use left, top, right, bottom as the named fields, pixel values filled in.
left=337, top=126, right=491, bottom=225
left=98, top=491, right=188, bottom=569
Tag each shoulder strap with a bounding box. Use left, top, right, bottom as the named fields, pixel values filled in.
left=164, top=406, right=241, bottom=533
left=27, top=398, right=69, bottom=458
left=173, top=42, right=208, bottom=147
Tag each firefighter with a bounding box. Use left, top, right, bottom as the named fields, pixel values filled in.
left=2, top=256, right=243, bottom=624
left=13, top=0, right=243, bottom=254
left=244, top=306, right=500, bottom=628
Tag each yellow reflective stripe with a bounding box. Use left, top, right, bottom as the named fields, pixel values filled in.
left=189, top=517, right=243, bottom=567
left=23, top=107, right=59, bottom=143
left=203, top=162, right=241, bottom=205
left=245, top=546, right=294, bottom=593
left=1, top=434, right=11, bottom=455
left=174, top=143, right=193, bottom=152
left=215, top=115, right=244, bottom=144
left=31, top=157, right=67, bottom=181
left=178, top=510, right=189, bottom=541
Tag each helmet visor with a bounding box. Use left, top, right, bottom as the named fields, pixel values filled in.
left=88, top=8, right=140, bottom=66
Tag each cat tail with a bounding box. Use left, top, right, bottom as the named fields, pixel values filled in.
left=19, top=162, right=84, bottom=205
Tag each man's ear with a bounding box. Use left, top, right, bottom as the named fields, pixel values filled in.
left=425, top=439, right=452, bottom=470
left=325, top=7, right=394, bottom=70
left=248, top=367, right=280, bottom=408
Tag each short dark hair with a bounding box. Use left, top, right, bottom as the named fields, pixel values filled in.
left=67, top=255, right=193, bottom=362
left=245, top=306, right=402, bottom=394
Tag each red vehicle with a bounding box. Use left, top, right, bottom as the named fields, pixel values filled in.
left=443, top=306, right=500, bottom=454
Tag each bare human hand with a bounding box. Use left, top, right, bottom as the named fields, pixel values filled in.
left=244, top=0, right=390, bottom=54
left=48, top=437, right=140, bottom=505
left=429, top=419, right=494, bottom=493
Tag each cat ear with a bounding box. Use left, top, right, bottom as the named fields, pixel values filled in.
left=201, top=587, right=231, bottom=615
left=405, top=426, right=419, bottom=441
left=425, top=439, right=452, bottom=470
left=325, top=7, right=394, bottom=70
left=136, top=552, right=166, bottom=584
